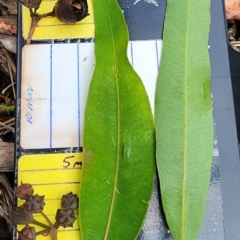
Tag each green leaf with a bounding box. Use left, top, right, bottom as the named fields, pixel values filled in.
left=155, top=1, right=213, bottom=240
left=79, top=0, right=155, bottom=239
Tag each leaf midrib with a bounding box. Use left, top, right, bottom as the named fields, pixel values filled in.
left=101, top=0, right=121, bottom=239
left=181, top=2, right=190, bottom=239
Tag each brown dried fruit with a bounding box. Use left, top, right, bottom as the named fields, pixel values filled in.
left=23, top=194, right=45, bottom=213
left=54, top=0, right=89, bottom=24
left=15, top=183, right=34, bottom=200
left=17, top=225, right=36, bottom=240
left=55, top=208, right=76, bottom=228
left=61, top=192, right=78, bottom=210
left=19, top=0, right=42, bottom=11
left=12, top=206, right=34, bottom=225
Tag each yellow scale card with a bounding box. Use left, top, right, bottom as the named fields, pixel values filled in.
left=18, top=1, right=95, bottom=239
left=22, top=0, right=94, bottom=40
left=18, top=153, right=83, bottom=239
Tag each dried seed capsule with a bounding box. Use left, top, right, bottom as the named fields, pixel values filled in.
left=61, top=192, right=79, bottom=210
left=17, top=225, right=36, bottom=240
left=23, top=194, right=45, bottom=213
left=12, top=206, right=34, bottom=225
left=54, top=0, right=89, bottom=24
left=19, top=0, right=42, bottom=10
left=15, top=183, right=34, bottom=200
left=55, top=208, right=76, bottom=228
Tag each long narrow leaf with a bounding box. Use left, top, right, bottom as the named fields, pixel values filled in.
left=79, top=0, right=155, bottom=239
left=155, top=1, right=213, bottom=239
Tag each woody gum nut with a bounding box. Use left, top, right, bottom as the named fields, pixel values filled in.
left=15, top=183, right=34, bottom=200
left=24, top=194, right=45, bottom=213
left=54, top=0, right=89, bottom=24
left=12, top=206, right=34, bottom=225
left=19, top=0, right=42, bottom=9
left=55, top=208, right=76, bottom=228
left=18, top=225, right=36, bottom=240
left=61, top=192, right=79, bottom=210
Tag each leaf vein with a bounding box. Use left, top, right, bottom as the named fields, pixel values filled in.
left=182, top=2, right=190, bottom=239
left=101, top=0, right=121, bottom=239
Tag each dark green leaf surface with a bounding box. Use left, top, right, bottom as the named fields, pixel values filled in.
left=155, top=1, right=213, bottom=240
left=79, top=0, right=155, bottom=239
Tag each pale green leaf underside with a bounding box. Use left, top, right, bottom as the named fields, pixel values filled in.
left=155, top=1, right=213, bottom=240
left=79, top=0, right=155, bottom=239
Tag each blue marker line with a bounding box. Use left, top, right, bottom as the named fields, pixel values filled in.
left=77, top=41, right=81, bottom=147
left=50, top=44, right=53, bottom=148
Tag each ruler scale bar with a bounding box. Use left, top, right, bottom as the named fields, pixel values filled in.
left=20, top=40, right=162, bottom=149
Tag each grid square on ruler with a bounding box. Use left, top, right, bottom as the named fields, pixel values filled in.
left=21, top=0, right=94, bottom=40
left=20, top=40, right=162, bottom=149
left=17, top=153, right=83, bottom=240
